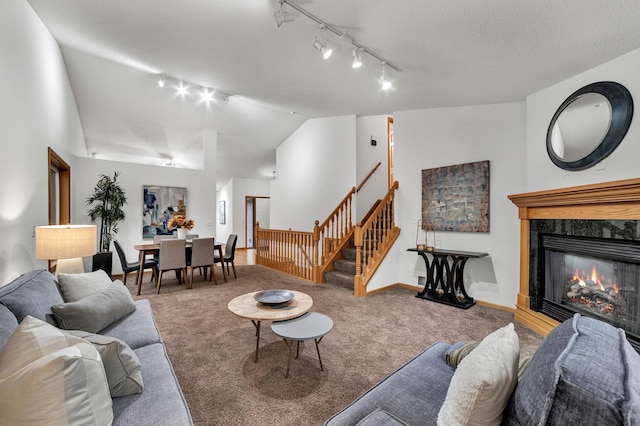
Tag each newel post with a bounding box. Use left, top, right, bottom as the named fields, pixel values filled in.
left=312, top=220, right=321, bottom=283
left=353, top=221, right=366, bottom=296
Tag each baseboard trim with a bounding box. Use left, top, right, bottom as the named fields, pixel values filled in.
left=375, top=283, right=517, bottom=315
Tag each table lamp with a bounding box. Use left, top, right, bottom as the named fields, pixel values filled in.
left=35, top=225, right=97, bottom=275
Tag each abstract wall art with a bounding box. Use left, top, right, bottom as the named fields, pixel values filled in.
left=421, top=160, right=490, bottom=233
left=142, top=185, right=187, bottom=238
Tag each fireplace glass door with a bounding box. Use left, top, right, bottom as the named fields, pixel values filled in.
left=541, top=234, right=640, bottom=349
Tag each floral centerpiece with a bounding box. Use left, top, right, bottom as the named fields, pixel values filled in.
left=168, top=215, right=194, bottom=231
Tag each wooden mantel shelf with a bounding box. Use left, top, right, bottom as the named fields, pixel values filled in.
left=508, top=178, right=640, bottom=335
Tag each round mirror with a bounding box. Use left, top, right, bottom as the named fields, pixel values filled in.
left=546, top=81, right=633, bottom=171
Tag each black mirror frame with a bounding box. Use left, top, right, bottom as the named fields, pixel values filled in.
left=546, top=81, right=633, bottom=171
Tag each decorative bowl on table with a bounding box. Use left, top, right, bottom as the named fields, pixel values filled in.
left=254, top=290, right=294, bottom=305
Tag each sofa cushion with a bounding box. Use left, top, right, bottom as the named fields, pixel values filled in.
left=0, top=269, right=63, bottom=322
left=51, top=280, right=136, bottom=333
left=112, top=342, right=193, bottom=426
left=65, top=330, right=144, bottom=397
left=0, top=303, right=18, bottom=352
left=437, top=323, right=520, bottom=426
left=356, top=408, right=410, bottom=426
left=101, top=299, right=162, bottom=350
left=0, top=316, right=113, bottom=425
left=503, top=313, right=640, bottom=425
left=57, top=269, right=113, bottom=302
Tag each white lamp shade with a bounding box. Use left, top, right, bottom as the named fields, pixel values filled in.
left=35, top=225, right=97, bottom=260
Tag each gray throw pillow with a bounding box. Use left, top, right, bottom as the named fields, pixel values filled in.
left=65, top=330, right=144, bottom=397
left=0, top=269, right=64, bottom=322
left=57, top=269, right=113, bottom=302
left=51, top=282, right=136, bottom=333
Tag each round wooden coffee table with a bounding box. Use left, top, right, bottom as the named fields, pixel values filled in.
left=227, top=290, right=313, bottom=362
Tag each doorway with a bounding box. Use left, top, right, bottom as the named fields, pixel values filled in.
left=245, top=196, right=270, bottom=249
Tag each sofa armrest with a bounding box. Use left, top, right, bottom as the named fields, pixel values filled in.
left=325, top=342, right=455, bottom=426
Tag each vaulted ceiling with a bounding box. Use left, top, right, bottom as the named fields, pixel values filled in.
left=26, top=0, right=640, bottom=189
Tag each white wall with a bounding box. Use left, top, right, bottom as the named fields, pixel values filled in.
left=270, top=115, right=357, bottom=230
left=527, top=48, right=640, bottom=192
left=0, top=0, right=85, bottom=284
left=370, top=102, right=527, bottom=308
left=356, top=115, right=391, bottom=219
left=73, top=129, right=217, bottom=275
left=216, top=177, right=270, bottom=249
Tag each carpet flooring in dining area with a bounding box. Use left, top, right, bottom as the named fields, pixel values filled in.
left=130, top=264, right=544, bottom=426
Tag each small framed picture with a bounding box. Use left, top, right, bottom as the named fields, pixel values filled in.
left=219, top=201, right=226, bottom=224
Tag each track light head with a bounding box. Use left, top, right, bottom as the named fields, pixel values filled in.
left=380, top=62, right=391, bottom=90
left=274, top=3, right=293, bottom=29
left=176, top=83, right=189, bottom=96
left=158, top=75, right=166, bottom=88
left=314, top=37, right=332, bottom=60
left=352, top=48, right=363, bottom=69
left=201, top=88, right=213, bottom=103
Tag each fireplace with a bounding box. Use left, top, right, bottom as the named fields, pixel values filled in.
left=539, top=234, right=640, bottom=349
left=508, top=178, right=640, bottom=342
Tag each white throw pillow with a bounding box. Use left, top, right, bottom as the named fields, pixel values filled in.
left=65, top=330, right=144, bottom=397
left=57, top=269, right=113, bottom=302
left=0, top=316, right=113, bottom=426
left=437, top=323, right=520, bottom=426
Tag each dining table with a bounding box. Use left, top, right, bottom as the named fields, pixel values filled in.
left=133, top=240, right=226, bottom=295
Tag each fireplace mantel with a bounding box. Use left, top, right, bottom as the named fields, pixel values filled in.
left=508, top=178, right=640, bottom=335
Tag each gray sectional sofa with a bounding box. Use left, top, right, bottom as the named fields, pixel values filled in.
left=326, top=313, right=640, bottom=425
left=0, top=269, right=192, bottom=425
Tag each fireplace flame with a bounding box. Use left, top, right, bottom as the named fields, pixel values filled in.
left=572, top=265, right=618, bottom=294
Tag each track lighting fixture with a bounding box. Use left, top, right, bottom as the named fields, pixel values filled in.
left=314, top=38, right=332, bottom=60
left=176, top=83, right=189, bottom=96
left=155, top=74, right=231, bottom=104
left=201, top=89, right=213, bottom=103
left=314, top=25, right=333, bottom=60
left=274, top=0, right=294, bottom=29
left=352, top=48, right=363, bottom=69
left=280, top=0, right=399, bottom=88
left=380, top=62, right=391, bottom=91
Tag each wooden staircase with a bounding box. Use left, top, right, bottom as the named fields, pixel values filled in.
left=323, top=239, right=357, bottom=290
left=256, top=163, right=400, bottom=296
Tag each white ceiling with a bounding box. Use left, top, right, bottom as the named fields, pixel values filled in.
left=26, top=0, right=640, bottom=189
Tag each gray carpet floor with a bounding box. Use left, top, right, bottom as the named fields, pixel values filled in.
left=130, top=265, right=544, bottom=426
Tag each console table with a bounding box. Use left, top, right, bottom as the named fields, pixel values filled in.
left=408, top=248, right=488, bottom=309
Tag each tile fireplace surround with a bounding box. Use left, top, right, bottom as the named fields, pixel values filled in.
left=509, top=178, right=640, bottom=335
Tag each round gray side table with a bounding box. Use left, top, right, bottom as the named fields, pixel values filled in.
left=271, top=312, right=334, bottom=378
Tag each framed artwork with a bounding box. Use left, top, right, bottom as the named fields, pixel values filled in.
left=421, top=160, right=490, bottom=233
left=142, top=185, right=187, bottom=239
left=219, top=200, right=226, bottom=224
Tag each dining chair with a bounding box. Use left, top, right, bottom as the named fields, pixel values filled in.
left=114, top=239, right=157, bottom=286
left=188, top=237, right=217, bottom=285
left=215, top=234, right=238, bottom=279
left=156, top=238, right=188, bottom=294
left=186, top=233, right=199, bottom=240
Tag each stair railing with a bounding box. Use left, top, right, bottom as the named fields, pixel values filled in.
left=356, top=162, right=381, bottom=193
left=256, top=162, right=386, bottom=283
left=315, top=187, right=356, bottom=271
left=255, top=224, right=317, bottom=281
left=353, top=180, right=400, bottom=296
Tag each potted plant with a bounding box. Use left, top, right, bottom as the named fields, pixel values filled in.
left=86, top=171, right=127, bottom=276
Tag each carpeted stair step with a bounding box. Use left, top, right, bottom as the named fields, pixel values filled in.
left=333, top=258, right=356, bottom=275
left=342, top=247, right=357, bottom=261
left=323, top=271, right=354, bottom=290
